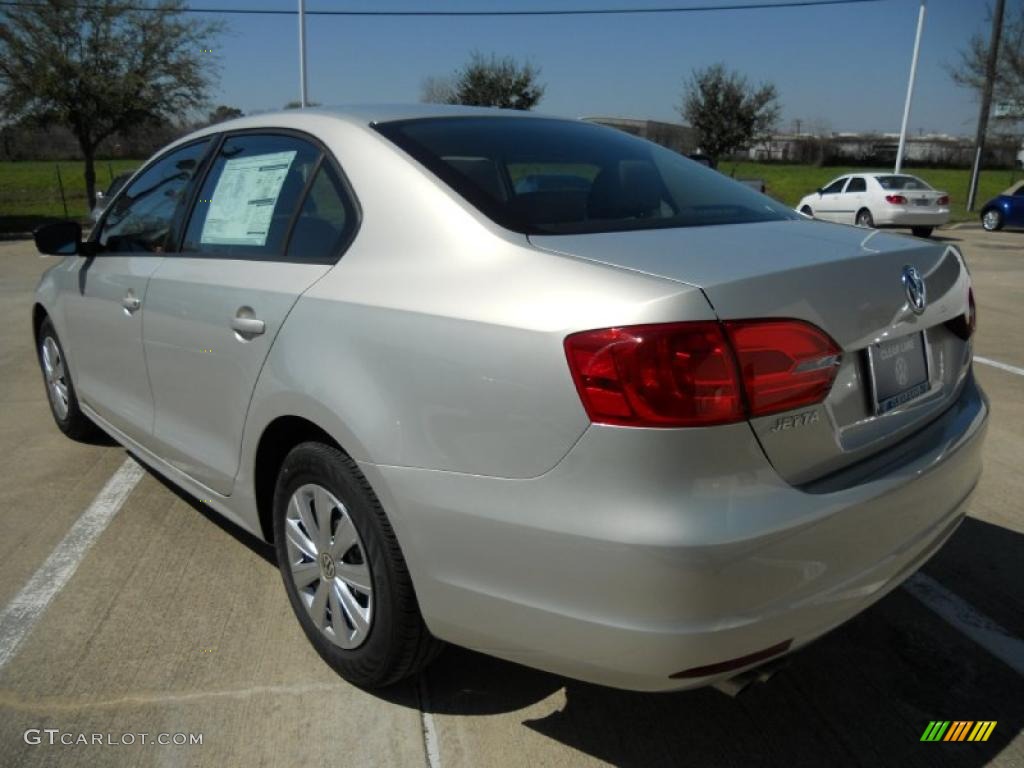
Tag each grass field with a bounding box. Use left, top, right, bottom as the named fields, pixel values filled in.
left=0, top=159, right=141, bottom=233
left=2, top=158, right=1021, bottom=233
left=721, top=162, right=1022, bottom=223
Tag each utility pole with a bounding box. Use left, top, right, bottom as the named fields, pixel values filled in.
left=967, top=0, right=1006, bottom=212
left=895, top=0, right=926, bottom=174
left=298, top=0, right=309, bottom=108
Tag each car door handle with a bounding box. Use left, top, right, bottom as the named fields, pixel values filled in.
left=231, top=316, right=265, bottom=336
left=121, top=295, right=141, bottom=313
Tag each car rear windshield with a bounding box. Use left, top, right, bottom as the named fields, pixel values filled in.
left=874, top=175, right=932, bottom=191
left=374, top=117, right=798, bottom=235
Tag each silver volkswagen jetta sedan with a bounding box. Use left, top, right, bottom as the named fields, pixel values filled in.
left=32, top=105, right=986, bottom=692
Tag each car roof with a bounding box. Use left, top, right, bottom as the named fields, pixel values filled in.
left=161, top=103, right=567, bottom=154
left=212, top=103, right=551, bottom=131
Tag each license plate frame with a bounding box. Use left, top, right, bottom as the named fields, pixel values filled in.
left=913, top=197, right=931, bottom=206
left=866, top=331, right=930, bottom=415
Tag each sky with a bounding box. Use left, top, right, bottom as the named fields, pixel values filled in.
left=195, top=0, right=995, bottom=137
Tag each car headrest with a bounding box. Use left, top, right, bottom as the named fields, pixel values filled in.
left=444, top=156, right=508, bottom=202
left=587, top=160, right=662, bottom=220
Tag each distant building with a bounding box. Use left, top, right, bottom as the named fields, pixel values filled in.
left=584, top=117, right=698, bottom=155
left=747, top=132, right=1019, bottom=168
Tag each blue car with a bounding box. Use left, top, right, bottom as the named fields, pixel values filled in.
left=980, top=180, right=1024, bottom=231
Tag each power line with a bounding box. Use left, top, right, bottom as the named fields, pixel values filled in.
left=0, top=0, right=883, bottom=17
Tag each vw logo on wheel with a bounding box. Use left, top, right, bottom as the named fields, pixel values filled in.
left=902, top=265, right=926, bottom=315
left=318, top=551, right=336, bottom=580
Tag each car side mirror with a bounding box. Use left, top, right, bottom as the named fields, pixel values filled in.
left=33, top=220, right=84, bottom=256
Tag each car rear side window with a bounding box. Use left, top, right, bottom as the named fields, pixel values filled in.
left=182, top=134, right=321, bottom=259
left=375, top=117, right=797, bottom=235
left=285, top=163, right=359, bottom=264
left=99, top=140, right=209, bottom=253
left=846, top=177, right=866, bottom=193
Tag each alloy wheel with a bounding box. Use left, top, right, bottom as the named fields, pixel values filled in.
left=284, top=483, right=373, bottom=649
left=41, top=336, right=69, bottom=420
left=982, top=210, right=1001, bottom=231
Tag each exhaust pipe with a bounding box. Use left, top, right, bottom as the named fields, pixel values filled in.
left=712, top=658, right=789, bottom=697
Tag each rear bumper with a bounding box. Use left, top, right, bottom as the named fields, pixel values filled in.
left=364, top=372, right=988, bottom=691
left=874, top=207, right=951, bottom=227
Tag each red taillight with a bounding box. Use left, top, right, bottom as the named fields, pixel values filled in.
left=946, top=286, right=977, bottom=341
left=937, top=195, right=950, bottom=206
left=724, top=320, right=842, bottom=417
left=564, top=323, right=744, bottom=427
left=564, top=319, right=841, bottom=427
left=885, top=194, right=907, bottom=204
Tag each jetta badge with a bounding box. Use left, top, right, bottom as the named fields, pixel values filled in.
left=902, top=265, right=926, bottom=315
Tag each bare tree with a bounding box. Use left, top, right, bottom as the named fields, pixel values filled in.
left=420, top=75, right=456, bottom=105
left=680, top=64, right=780, bottom=160
left=0, top=0, right=222, bottom=208
left=950, top=1, right=1024, bottom=110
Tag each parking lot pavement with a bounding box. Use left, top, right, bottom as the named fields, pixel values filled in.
left=0, top=226, right=1021, bottom=767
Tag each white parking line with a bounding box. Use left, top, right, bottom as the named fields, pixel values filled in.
left=419, top=676, right=442, bottom=768
left=975, top=356, right=1024, bottom=378
left=0, top=457, right=144, bottom=672
left=904, top=573, right=1024, bottom=676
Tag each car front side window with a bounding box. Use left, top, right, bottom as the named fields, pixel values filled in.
left=98, top=140, right=210, bottom=253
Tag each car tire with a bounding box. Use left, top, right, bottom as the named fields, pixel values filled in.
left=800, top=206, right=813, bottom=217
left=37, top=317, right=98, bottom=441
left=981, top=209, right=1003, bottom=232
left=855, top=208, right=874, bottom=228
left=911, top=226, right=934, bottom=238
left=272, top=441, right=443, bottom=689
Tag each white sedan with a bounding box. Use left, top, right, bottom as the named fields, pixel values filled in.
left=797, top=173, right=950, bottom=238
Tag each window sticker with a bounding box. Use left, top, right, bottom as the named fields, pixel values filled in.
left=200, top=150, right=297, bottom=246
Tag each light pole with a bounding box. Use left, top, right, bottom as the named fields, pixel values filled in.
left=298, top=0, right=309, bottom=108
left=895, top=0, right=926, bottom=174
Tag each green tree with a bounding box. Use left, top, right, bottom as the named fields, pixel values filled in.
left=680, top=64, right=780, bottom=160
left=423, top=52, right=545, bottom=110
left=207, top=104, right=244, bottom=124
left=0, top=0, right=221, bottom=208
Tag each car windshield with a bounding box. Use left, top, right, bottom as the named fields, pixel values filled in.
left=874, top=175, right=932, bottom=191
left=375, top=117, right=798, bottom=235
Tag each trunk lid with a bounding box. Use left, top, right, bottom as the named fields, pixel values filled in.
left=531, top=219, right=973, bottom=484
left=903, top=190, right=945, bottom=208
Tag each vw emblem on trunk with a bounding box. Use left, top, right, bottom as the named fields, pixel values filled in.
left=902, top=265, right=926, bottom=315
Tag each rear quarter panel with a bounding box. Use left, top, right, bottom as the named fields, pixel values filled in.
left=233, top=118, right=716, bottom=534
